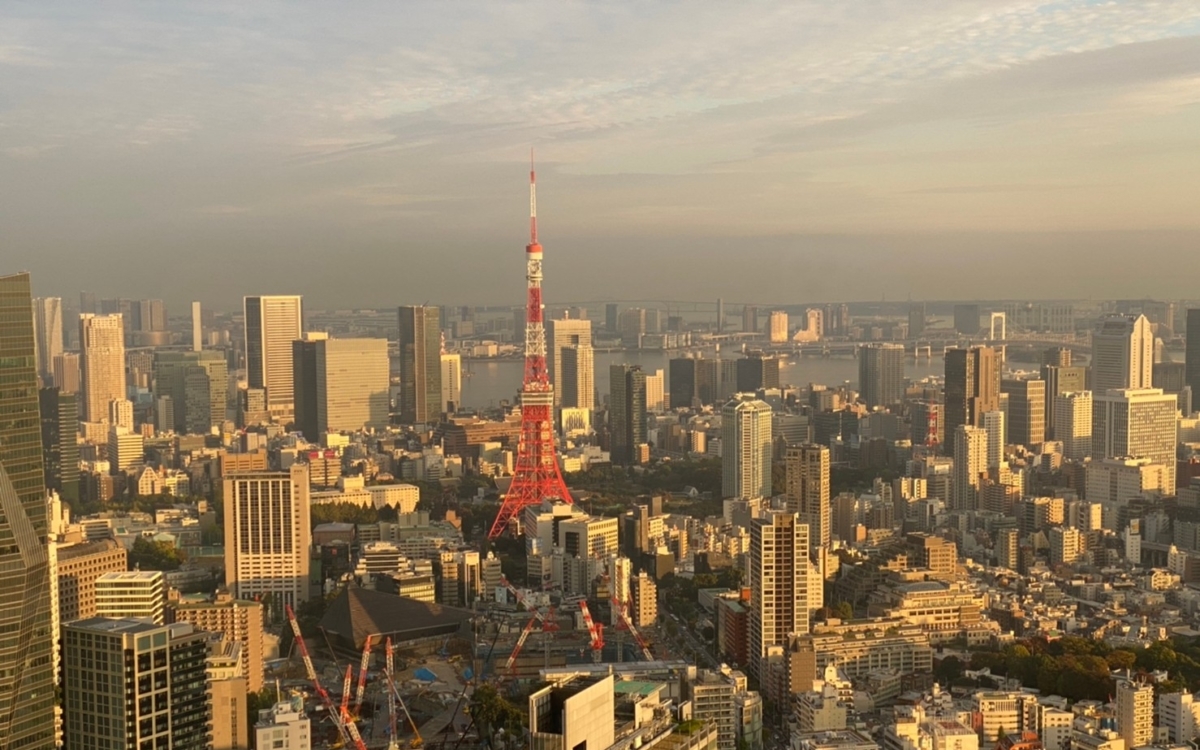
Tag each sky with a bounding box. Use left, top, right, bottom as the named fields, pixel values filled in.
left=3, top=1, right=1200, bottom=310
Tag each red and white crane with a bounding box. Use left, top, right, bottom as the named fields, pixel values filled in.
left=353, top=635, right=373, bottom=716
left=578, top=601, right=604, bottom=662
left=284, top=604, right=367, bottom=750
left=384, top=637, right=423, bottom=748
left=504, top=612, right=541, bottom=677
left=611, top=597, right=654, bottom=661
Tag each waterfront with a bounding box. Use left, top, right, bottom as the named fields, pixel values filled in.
left=460, top=351, right=947, bottom=410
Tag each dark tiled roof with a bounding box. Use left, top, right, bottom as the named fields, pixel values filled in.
left=318, top=586, right=472, bottom=649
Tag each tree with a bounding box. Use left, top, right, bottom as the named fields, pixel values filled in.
left=128, top=537, right=185, bottom=571
left=1106, top=650, right=1137, bottom=671
left=833, top=601, right=854, bottom=620
left=470, top=684, right=524, bottom=749
left=934, top=656, right=964, bottom=684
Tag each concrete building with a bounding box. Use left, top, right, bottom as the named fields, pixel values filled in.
left=208, top=639, right=249, bottom=750
left=983, top=410, right=1005, bottom=470
left=645, top=369, right=665, bottom=412
left=1042, top=364, right=1087, bottom=439
left=687, top=668, right=754, bottom=750
left=952, top=425, right=988, bottom=511
left=56, top=538, right=128, bottom=622
left=1158, top=691, right=1200, bottom=744
left=631, top=570, right=657, bottom=628
left=1085, top=457, right=1169, bottom=506
left=32, top=296, right=63, bottom=386
left=224, top=465, right=312, bottom=612
left=441, top=352, right=462, bottom=413
left=784, top=443, right=830, bottom=553
left=255, top=697, right=311, bottom=750
left=173, top=590, right=266, bottom=692
left=1092, top=313, right=1153, bottom=395
left=244, top=295, right=304, bottom=423
left=1049, top=526, right=1082, bottom=567
left=1188, top=308, right=1200, bottom=407
left=1054, top=391, right=1093, bottom=461
left=722, top=395, right=772, bottom=500
left=1092, top=387, right=1178, bottom=489
left=1001, top=378, right=1045, bottom=446
left=1115, top=678, right=1154, bottom=749
left=529, top=675, right=616, bottom=750
left=95, top=570, right=166, bottom=624
left=79, top=312, right=126, bottom=424
left=293, top=335, right=390, bottom=439
left=997, top=528, right=1020, bottom=571
left=610, top=364, right=648, bottom=465
left=152, top=349, right=229, bottom=435
left=549, top=316, right=592, bottom=405
left=749, top=512, right=810, bottom=681
left=396, top=305, right=442, bottom=426
left=107, top=426, right=144, bottom=474
left=858, top=343, right=905, bottom=409
left=62, top=619, right=210, bottom=750
left=560, top=344, right=595, bottom=411
left=944, top=346, right=1000, bottom=457
left=768, top=311, right=789, bottom=343
left=40, top=386, right=81, bottom=502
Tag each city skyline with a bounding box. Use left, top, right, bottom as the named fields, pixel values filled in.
left=4, top=3, right=1200, bottom=307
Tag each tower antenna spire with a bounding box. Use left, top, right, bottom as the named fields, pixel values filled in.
left=530, top=148, right=538, bottom=245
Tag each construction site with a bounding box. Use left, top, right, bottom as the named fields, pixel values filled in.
left=276, top=576, right=658, bottom=750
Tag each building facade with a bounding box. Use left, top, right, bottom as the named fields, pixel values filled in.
left=722, top=395, right=772, bottom=500
left=224, top=465, right=312, bottom=612
left=858, top=343, right=905, bottom=409
left=398, top=305, right=442, bottom=424
left=79, top=312, right=126, bottom=425
left=244, top=295, right=304, bottom=423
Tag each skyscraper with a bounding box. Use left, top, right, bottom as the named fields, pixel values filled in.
left=191, top=300, right=202, bottom=351
left=605, top=303, right=619, bottom=334
left=908, top=303, right=926, bottom=338
left=609, top=364, right=647, bottom=464
left=1092, top=313, right=1153, bottom=395
left=1001, top=378, right=1045, bottom=446
left=785, top=443, right=830, bottom=554
left=79, top=312, right=126, bottom=424
left=721, top=394, right=772, bottom=499
left=224, top=464, right=312, bottom=612
left=736, top=353, right=781, bottom=392
left=953, top=304, right=980, bottom=335
left=0, top=272, right=56, bottom=749
left=1054, top=391, right=1093, bottom=461
left=32, top=297, right=63, bottom=385
left=549, top=316, right=592, bottom=405
left=743, top=305, right=758, bottom=334
left=39, top=387, right=80, bottom=502
left=153, top=350, right=229, bottom=435
left=951, top=425, right=988, bottom=510
left=1041, top=364, right=1087, bottom=439
left=858, top=343, right=905, bottom=409
left=982, top=410, right=1005, bottom=470
left=560, top=344, right=594, bottom=411
left=1188, top=309, right=1200, bottom=404
left=441, top=352, right=463, bottom=413
left=62, top=619, right=210, bottom=750
left=292, top=335, right=389, bottom=440
left=944, top=346, right=1000, bottom=455
left=1092, top=387, right=1178, bottom=489
left=645, top=369, right=665, bottom=412
left=244, top=295, right=304, bottom=423
left=397, top=305, right=442, bottom=424
left=53, top=352, right=80, bottom=394
left=749, top=511, right=810, bottom=681
left=768, top=311, right=789, bottom=343
left=669, top=358, right=697, bottom=409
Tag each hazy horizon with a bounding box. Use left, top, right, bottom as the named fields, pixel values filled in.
left=5, top=2, right=1200, bottom=308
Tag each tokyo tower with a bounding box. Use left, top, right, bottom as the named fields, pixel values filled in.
left=488, top=155, right=574, bottom=539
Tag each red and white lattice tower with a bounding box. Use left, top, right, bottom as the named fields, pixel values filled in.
left=488, top=154, right=574, bottom=539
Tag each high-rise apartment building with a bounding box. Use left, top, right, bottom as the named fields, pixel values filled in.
left=982, top=410, right=1005, bottom=470
left=951, top=425, right=988, bottom=511
left=1001, top=378, right=1045, bottom=446
left=549, top=316, right=592, bottom=405
left=749, top=512, right=810, bottom=681
left=0, top=272, right=56, bottom=749
left=191, top=300, right=202, bottom=352
left=1092, top=313, right=1153, bottom=395
left=95, top=570, right=166, bottom=624
left=858, top=343, right=905, bottom=409
left=1187, top=309, right=1200, bottom=406
left=736, top=354, right=781, bottom=393
left=39, top=386, right=81, bottom=502
left=908, top=303, right=926, bottom=338
left=1092, top=387, right=1178, bottom=489
left=53, top=352, right=80, bottom=394
left=32, top=297, right=63, bottom=385
left=397, top=305, right=442, bottom=424
left=224, top=465, right=312, bottom=611
left=560, top=345, right=595, bottom=411
left=244, top=295, right=303, bottom=423
left=944, top=346, right=1000, bottom=455
left=605, top=303, right=619, bottom=334
left=1115, top=678, right=1154, bottom=749
left=1054, top=391, right=1093, bottom=461
left=785, top=444, right=830, bottom=553
left=768, top=311, right=789, bottom=343
left=952, top=304, right=980, bottom=335
left=292, top=335, right=389, bottom=440
left=609, top=364, right=648, bottom=465
left=618, top=307, right=647, bottom=347
left=153, top=349, right=229, bottom=435
left=669, top=358, right=697, bottom=409
left=996, top=528, right=1020, bottom=571
left=79, top=312, right=126, bottom=424
left=441, top=352, right=462, bottom=413
left=645, top=369, right=665, bottom=412
left=743, top=305, right=758, bottom=334
left=62, top=619, right=210, bottom=750
left=173, top=589, right=266, bottom=692
left=1041, top=364, right=1087, bottom=439
left=255, top=699, right=311, bottom=750
left=722, top=395, right=772, bottom=500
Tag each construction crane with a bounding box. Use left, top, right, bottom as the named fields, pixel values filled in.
left=340, top=664, right=354, bottom=717
left=612, top=597, right=654, bottom=661
left=353, top=635, right=373, bottom=716
left=503, top=612, right=540, bottom=677
left=540, top=606, right=559, bottom=668
left=578, top=601, right=604, bottom=662
left=384, top=637, right=423, bottom=749
left=284, top=604, right=368, bottom=750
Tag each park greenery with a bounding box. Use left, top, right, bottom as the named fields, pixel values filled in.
left=128, top=536, right=186, bottom=571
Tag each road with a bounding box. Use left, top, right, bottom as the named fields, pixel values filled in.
left=657, top=615, right=721, bottom=670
